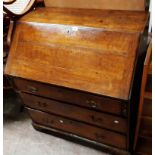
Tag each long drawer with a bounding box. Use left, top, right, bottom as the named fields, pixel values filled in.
left=13, top=78, right=127, bottom=116
left=21, top=93, right=127, bottom=133
left=28, top=108, right=127, bottom=149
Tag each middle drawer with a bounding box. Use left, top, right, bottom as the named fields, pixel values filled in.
left=21, top=93, right=127, bottom=133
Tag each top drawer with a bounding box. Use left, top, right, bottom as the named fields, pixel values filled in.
left=13, top=78, right=127, bottom=116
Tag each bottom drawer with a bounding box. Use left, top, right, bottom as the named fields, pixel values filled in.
left=27, top=108, right=127, bottom=149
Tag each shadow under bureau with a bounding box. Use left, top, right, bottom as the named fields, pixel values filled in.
left=5, top=7, right=148, bottom=154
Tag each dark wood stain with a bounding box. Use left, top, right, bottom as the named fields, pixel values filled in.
left=14, top=78, right=126, bottom=115
left=5, top=7, right=148, bottom=153
left=28, top=108, right=127, bottom=149
left=21, top=92, right=128, bottom=133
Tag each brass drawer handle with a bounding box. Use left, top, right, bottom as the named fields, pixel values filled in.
left=38, top=101, right=47, bottom=108
left=121, top=103, right=127, bottom=117
left=90, top=115, right=103, bottom=123
left=43, top=118, right=53, bottom=124
left=95, top=133, right=105, bottom=140
left=86, top=100, right=97, bottom=108
left=27, top=86, right=38, bottom=93
left=122, top=108, right=127, bottom=117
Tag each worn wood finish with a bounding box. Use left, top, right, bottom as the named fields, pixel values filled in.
left=4, top=8, right=148, bottom=100
left=14, top=78, right=126, bottom=115
left=32, top=123, right=130, bottom=155
left=5, top=7, right=148, bottom=153
left=44, top=0, right=145, bottom=11
left=21, top=93, right=127, bottom=133
left=18, top=8, right=148, bottom=33
left=28, top=108, right=127, bottom=149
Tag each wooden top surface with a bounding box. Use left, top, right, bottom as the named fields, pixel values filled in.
left=44, top=0, right=146, bottom=11
left=19, top=7, right=148, bottom=33
left=5, top=8, right=148, bottom=100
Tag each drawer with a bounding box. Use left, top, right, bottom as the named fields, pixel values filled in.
left=21, top=93, right=127, bottom=133
left=13, top=78, right=127, bottom=116
left=27, top=108, right=127, bottom=149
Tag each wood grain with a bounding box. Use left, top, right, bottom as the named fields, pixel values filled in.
left=44, top=0, right=145, bottom=11
left=4, top=8, right=148, bottom=100
left=28, top=108, right=127, bottom=149
left=14, top=78, right=126, bottom=116
left=22, top=93, right=127, bottom=133
left=18, top=8, right=148, bottom=33
left=4, top=7, right=148, bottom=152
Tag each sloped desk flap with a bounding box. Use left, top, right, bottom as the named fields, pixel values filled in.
left=5, top=8, right=148, bottom=100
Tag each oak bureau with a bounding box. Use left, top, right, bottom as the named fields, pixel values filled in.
left=5, top=7, right=148, bottom=154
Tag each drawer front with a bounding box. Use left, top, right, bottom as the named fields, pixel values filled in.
left=21, top=93, right=127, bottom=133
left=28, top=108, right=127, bottom=149
left=14, top=78, right=127, bottom=116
